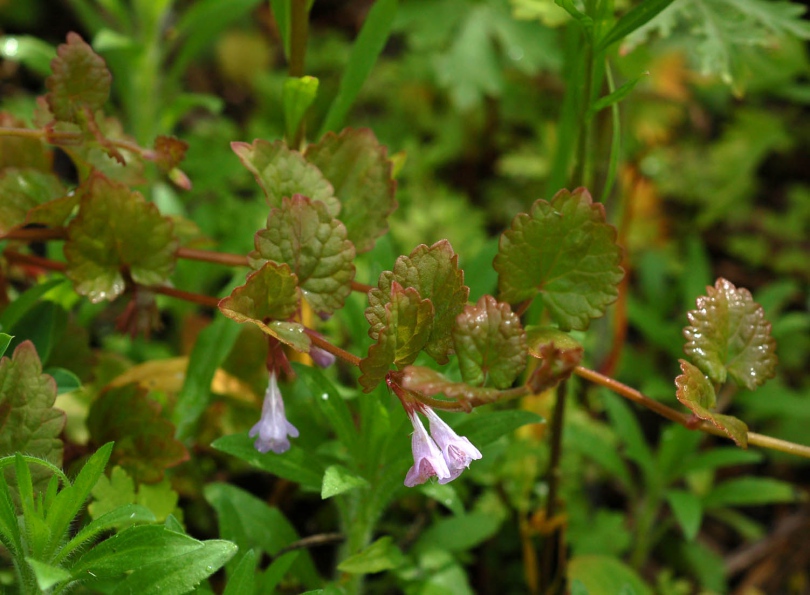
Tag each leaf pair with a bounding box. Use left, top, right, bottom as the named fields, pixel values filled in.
left=675, top=278, right=778, bottom=446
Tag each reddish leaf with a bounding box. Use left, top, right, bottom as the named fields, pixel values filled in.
left=401, top=365, right=501, bottom=408
left=45, top=32, right=111, bottom=123
left=151, top=135, right=189, bottom=172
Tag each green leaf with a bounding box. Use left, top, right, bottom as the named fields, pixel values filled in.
left=588, top=73, right=647, bottom=116
left=368, top=240, right=469, bottom=364
left=45, top=32, right=111, bottom=122
left=26, top=557, right=71, bottom=590
left=223, top=550, right=257, bottom=595
left=231, top=139, right=340, bottom=216
left=211, top=434, right=323, bottom=491
left=64, top=174, right=178, bottom=303
left=218, top=261, right=310, bottom=352
left=0, top=341, right=64, bottom=465
left=319, top=0, right=399, bottom=134
left=554, top=0, right=594, bottom=41
left=568, top=555, right=652, bottom=595
left=0, top=334, right=11, bottom=358
left=453, top=296, right=527, bottom=388
left=0, top=167, right=66, bottom=234
left=675, top=360, right=749, bottom=448
left=0, top=278, right=66, bottom=335
left=703, top=477, right=803, bottom=508
left=269, top=0, right=291, bottom=59
left=455, top=409, right=545, bottom=447
left=494, top=188, right=624, bottom=331
left=305, top=128, right=397, bottom=253
left=0, top=35, right=56, bottom=77
left=174, top=314, right=242, bottom=440
left=359, top=282, right=434, bottom=391
left=292, top=363, right=358, bottom=454
left=110, top=539, right=236, bottom=595
left=683, top=278, right=777, bottom=390
left=597, top=0, right=677, bottom=50
left=416, top=512, right=501, bottom=552
left=284, top=76, right=319, bottom=142
left=525, top=326, right=584, bottom=392
left=401, top=366, right=501, bottom=406
left=46, top=367, right=81, bottom=395
left=87, top=384, right=189, bottom=482
left=337, top=536, right=404, bottom=574
left=321, top=465, right=369, bottom=500
left=253, top=195, right=356, bottom=315
left=88, top=465, right=136, bottom=520
left=665, top=489, right=703, bottom=541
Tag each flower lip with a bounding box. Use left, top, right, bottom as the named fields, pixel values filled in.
left=250, top=371, right=299, bottom=454
left=404, top=410, right=451, bottom=487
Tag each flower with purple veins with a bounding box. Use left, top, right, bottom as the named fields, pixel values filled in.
left=424, top=407, right=482, bottom=483
left=249, top=371, right=299, bottom=454
left=404, top=410, right=451, bottom=487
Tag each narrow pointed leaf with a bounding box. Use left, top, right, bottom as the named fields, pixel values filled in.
left=231, top=139, right=339, bottom=216
left=305, top=128, right=397, bottom=253
left=321, top=464, right=370, bottom=499
left=453, top=295, right=527, bottom=388
left=64, top=174, right=178, bottom=302
left=253, top=195, right=355, bottom=315
left=597, top=0, right=677, bottom=50
left=359, top=283, right=433, bottom=391
left=218, top=262, right=310, bottom=352
left=45, top=32, right=111, bottom=122
left=0, top=341, right=64, bottom=465
left=675, top=360, right=748, bottom=448
left=525, top=326, right=584, bottom=392
left=588, top=72, right=647, bottom=116
left=367, top=241, right=469, bottom=364
left=494, top=188, right=623, bottom=331
left=26, top=558, right=71, bottom=590
left=683, top=278, right=777, bottom=389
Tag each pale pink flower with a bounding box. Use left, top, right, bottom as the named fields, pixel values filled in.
left=424, top=408, right=482, bottom=483
left=249, top=371, right=299, bottom=454
left=404, top=410, right=451, bottom=487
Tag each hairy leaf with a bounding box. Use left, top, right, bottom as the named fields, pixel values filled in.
left=305, top=128, right=397, bottom=253
left=675, top=360, right=748, bottom=448
left=367, top=241, right=469, bottom=364
left=401, top=366, right=501, bottom=406
left=0, top=341, right=64, bottom=464
left=253, top=195, right=355, bottom=315
left=525, top=326, right=584, bottom=392
left=64, top=174, right=178, bottom=302
left=359, top=283, right=434, bottom=391
left=453, top=295, right=527, bottom=388
left=683, top=278, right=777, bottom=389
left=494, top=188, right=623, bottom=331
left=231, top=139, right=339, bottom=216
left=45, top=32, right=111, bottom=122
left=87, top=384, right=189, bottom=482
left=218, top=262, right=310, bottom=352
left=0, top=167, right=65, bottom=234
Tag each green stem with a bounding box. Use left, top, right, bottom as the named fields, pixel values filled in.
left=630, top=492, right=660, bottom=569
left=540, top=381, right=567, bottom=593
left=289, top=0, right=310, bottom=147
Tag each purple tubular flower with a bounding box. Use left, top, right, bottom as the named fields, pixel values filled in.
left=309, top=345, right=337, bottom=369
left=249, top=371, right=299, bottom=454
left=404, top=410, right=451, bottom=487
left=424, top=408, right=482, bottom=484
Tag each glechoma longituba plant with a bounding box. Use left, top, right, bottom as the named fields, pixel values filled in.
left=1, top=0, right=810, bottom=591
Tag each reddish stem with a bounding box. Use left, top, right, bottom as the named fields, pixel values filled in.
left=176, top=247, right=249, bottom=267
left=303, top=327, right=360, bottom=367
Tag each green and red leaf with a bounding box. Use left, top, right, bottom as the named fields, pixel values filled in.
left=232, top=139, right=339, bottom=216
left=525, top=327, right=584, bottom=393
left=683, top=278, right=777, bottom=390
left=45, top=32, right=111, bottom=123
left=0, top=167, right=66, bottom=234
left=305, top=128, right=397, bottom=253
left=87, top=383, right=189, bottom=483
left=453, top=295, right=527, bottom=388
left=151, top=135, right=189, bottom=173
left=64, top=174, right=178, bottom=302
left=675, top=359, right=748, bottom=448
left=218, top=261, right=310, bottom=352
left=494, top=188, right=624, bottom=331
left=359, top=283, right=434, bottom=391
left=367, top=241, right=468, bottom=364
left=252, top=195, right=355, bottom=315
left=401, top=366, right=501, bottom=407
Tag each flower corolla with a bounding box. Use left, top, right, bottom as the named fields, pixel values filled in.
left=249, top=371, right=299, bottom=454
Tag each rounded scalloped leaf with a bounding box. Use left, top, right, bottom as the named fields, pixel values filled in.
left=525, top=326, right=584, bottom=393
left=366, top=241, right=469, bottom=365
left=217, top=262, right=310, bottom=352
left=231, top=139, right=339, bottom=216
left=64, top=174, right=178, bottom=303
left=305, top=128, right=397, bottom=253
left=453, top=295, right=527, bottom=389
left=683, top=278, right=777, bottom=390
left=359, top=283, right=434, bottom=392
left=0, top=167, right=66, bottom=234
left=253, top=195, right=355, bottom=315
left=675, top=359, right=748, bottom=448
left=494, top=187, right=624, bottom=331
left=45, top=32, right=111, bottom=122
